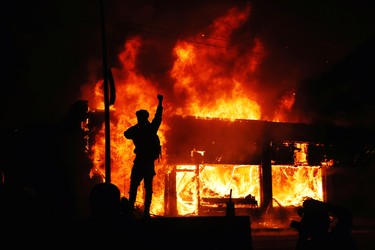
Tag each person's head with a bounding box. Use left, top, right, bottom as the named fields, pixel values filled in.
left=136, top=109, right=149, bottom=123
left=291, top=199, right=331, bottom=238
left=302, top=210, right=330, bottom=237
left=89, top=182, right=121, bottom=219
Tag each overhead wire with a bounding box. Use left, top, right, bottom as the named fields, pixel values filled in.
left=105, top=18, right=231, bottom=49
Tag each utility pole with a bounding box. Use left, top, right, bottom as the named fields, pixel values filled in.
left=99, top=0, right=111, bottom=183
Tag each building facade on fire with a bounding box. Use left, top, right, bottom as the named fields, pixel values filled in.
left=84, top=107, right=375, bottom=218
left=2, top=100, right=374, bottom=220
left=161, top=115, right=375, bottom=217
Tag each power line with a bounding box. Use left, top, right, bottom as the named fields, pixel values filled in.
left=105, top=18, right=230, bottom=49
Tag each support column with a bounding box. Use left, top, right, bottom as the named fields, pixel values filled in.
left=260, top=138, right=273, bottom=213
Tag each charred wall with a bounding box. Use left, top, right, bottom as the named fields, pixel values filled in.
left=163, top=115, right=374, bottom=166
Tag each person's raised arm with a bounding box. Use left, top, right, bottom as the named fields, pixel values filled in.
left=152, top=94, right=163, bottom=129
left=157, top=94, right=163, bottom=107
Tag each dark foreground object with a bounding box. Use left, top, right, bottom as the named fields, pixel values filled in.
left=70, top=215, right=253, bottom=249
left=134, top=216, right=253, bottom=249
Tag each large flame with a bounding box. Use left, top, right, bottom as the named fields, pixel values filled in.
left=81, top=4, right=323, bottom=217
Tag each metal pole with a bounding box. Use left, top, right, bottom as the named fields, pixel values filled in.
left=99, top=0, right=111, bottom=183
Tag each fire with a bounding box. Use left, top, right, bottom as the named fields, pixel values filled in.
left=272, top=165, right=323, bottom=207
left=174, top=163, right=323, bottom=216
left=175, top=164, right=260, bottom=216
left=170, top=5, right=264, bottom=120
left=81, top=4, right=324, bottom=217
left=85, top=35, right=170, bottom=215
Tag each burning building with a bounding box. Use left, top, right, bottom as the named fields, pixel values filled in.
left=86, top=106, right=374, bottom=224
left=78, top=2, right=375, bottom=226
left=162, top=115, right=327, bottom=217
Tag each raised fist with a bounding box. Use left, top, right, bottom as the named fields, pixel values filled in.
left=157, top=94, right=163, bottom=102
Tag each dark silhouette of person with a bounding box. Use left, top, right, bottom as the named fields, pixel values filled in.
left=70, top=182, right=133, bottom=248
left=124, top=94, right=164, bottom=218
left=290, top=198, right=358, bottom=250
left=88, top=182, right=122, bottom=222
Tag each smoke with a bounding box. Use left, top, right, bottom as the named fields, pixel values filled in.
left=2, top=0, right=374, bottom=127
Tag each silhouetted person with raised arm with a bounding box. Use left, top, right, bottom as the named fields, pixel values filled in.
left=290, top=198, right=357, bottom=250
left=124, top=94, right=163, bottom=219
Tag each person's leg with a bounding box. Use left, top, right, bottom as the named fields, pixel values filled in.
left=143, top=175, right=154, bottom=218
left=128, top=181, right=138, bottom=208
left=128, top=168, right=142, bottom=213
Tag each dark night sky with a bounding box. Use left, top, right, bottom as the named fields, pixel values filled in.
left=1, top=0, right=375, bottom=128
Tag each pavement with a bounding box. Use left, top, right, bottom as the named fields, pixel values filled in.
left=251, top=228, right=375, bottom=250
left=250, top=218, right=375, bottom=250
left=124, top=215, right=375, bottom=250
